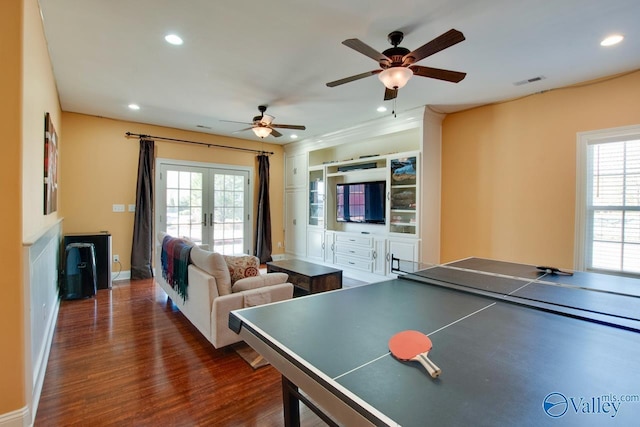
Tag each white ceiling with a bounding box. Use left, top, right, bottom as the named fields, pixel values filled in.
left=39, top=0, right=640, bottom=145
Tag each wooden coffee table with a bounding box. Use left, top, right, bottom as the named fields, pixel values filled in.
left=266, top=259, right=342, bottom=295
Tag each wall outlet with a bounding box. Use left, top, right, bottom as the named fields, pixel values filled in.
left=113, top=254, right=120, bottom=263
left=277, top=242, right=282, bottom=248
left=128, top=204, right=136, bottom=212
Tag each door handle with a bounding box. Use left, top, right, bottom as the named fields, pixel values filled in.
left=203, top=213, right=206, bottom=227
left=210, top=213, right=213, bottom=227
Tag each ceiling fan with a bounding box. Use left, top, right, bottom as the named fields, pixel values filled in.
left=326, top=29, right=467, bottom=100
left=223, top=105, right=306, bottom=138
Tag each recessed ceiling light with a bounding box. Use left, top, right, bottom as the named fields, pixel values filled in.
left=377, top=106, right=387, bottom=112
left=600, top=34, right=623, bottom=46
left=165, top=34, right=183, bottom=45
left=128, top=104, right=140, bottom=110
left=290, top=134, right=298, bottom=139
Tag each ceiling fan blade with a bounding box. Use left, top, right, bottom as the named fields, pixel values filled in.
left=270, top=129, right=283, bottom=138
left=271, top=124, right=306, bottom=130
left=232, top=127, right=254, bottom=134
left=384, top=87, right=398, bottom=101
left=342, top=39, right=391, bottom=65
left=221, top=120, right=253, bottom=125
left=326, top=69, right=381, bottom=87
left=410, top=65, right=466, bottom=83
left=403, top=29, right=465, bottom=65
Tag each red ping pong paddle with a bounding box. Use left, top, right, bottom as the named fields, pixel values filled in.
left=389, top=330, right=441, bottom=378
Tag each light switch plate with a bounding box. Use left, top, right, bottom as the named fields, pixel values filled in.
left=112, top=204, right=125, bottom=212
left=128, top=204, right=136, bottom=212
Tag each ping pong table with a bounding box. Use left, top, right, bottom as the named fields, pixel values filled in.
left=229, top=257, right=640, bottom=426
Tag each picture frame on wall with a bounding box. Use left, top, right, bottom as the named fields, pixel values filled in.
left=44, top=112, right=58, bottom=214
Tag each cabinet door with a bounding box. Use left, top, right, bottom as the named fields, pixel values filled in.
left=324, top=231, right=335, bottom=264
left=308, top=169, right=325, bottom=227
left=386, top=238, right=420, bottom=275
left=373, top=238, right=386, bottom=275
left=307, top=228, right=324, bottom=261
left=285, top=153, right=306, bottom=189
left=388, top=153, right=419, bottom=236
left=285, top=190, right=306, bottom=256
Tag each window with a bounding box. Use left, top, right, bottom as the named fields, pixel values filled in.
left=575, top=125, right=640, bottom=275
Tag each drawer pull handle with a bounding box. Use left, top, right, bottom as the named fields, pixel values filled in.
left=349, top=250, right=355, bottom=253
left=349, top=262, right=355, bottom=265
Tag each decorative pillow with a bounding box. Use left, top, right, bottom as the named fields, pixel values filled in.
left=190, top=247, right=232, bottom=296
left=223, top=255, right=260, bottom=284
left=232, top=272, right=289, bottom=293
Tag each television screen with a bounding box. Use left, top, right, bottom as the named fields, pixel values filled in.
left=336, top=181, right=386, bottom=224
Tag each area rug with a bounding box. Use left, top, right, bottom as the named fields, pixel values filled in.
left=232, top=342, right=269, bottom=369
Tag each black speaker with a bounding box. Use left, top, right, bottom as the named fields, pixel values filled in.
left=62, top=243, right=97, bottom=299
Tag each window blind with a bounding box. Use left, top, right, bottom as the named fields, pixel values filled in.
left=586, top=138, right=640, bottom=274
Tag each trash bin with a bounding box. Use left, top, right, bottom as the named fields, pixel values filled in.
left=62, top=243, right=97, bottom=299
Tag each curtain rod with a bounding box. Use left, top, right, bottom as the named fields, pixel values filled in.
left=125, top=132, right=274, bottom=155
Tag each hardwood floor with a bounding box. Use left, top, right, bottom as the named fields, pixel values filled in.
left=35, top=279, right=325, bottom=426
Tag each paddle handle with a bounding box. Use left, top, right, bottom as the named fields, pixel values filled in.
left=416, top=352, right=441, bottom=378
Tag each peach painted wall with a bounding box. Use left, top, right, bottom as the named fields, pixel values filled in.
left=22, top=0, right=62, bottom=241
left=60, top=113, right=285, bottom=273
left=1, top=0, right=63, bottom=416
left=441, top=70, right=640, bottom=267
left=1, top=0, right=25, bottom=414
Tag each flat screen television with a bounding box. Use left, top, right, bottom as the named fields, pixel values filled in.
left=336, top=181, right=386, bottom=224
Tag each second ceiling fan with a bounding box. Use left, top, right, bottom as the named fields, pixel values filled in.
left=326, top=29, right=467, bottom=100
left=224, top=105, right=306, bottom=139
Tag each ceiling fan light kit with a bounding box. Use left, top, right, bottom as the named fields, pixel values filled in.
left=378, top=66, right=413, bottom=89
left=252, top=126, right=273, bottom=138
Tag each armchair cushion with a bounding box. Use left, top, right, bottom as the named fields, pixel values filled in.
left=223, top=255, right=260, bottom=284
left=232, top=272, right=289, bottom=292
left=190, top=246, right=232, bottom=296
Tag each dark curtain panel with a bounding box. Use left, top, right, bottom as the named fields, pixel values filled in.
left=254, top=154, right=273, bottom=263
left=130, top=139, right=155, bottom=279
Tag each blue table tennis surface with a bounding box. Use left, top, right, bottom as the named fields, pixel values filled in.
left=229, top=258, right=640, bottom=426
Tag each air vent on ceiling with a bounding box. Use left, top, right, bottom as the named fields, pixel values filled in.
left=514, top=75, right=546, bottom=86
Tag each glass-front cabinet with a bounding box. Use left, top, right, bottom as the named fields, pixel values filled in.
left=388, top=154, right=419, bottom=235
left=308, top=168, right=325, bottom=227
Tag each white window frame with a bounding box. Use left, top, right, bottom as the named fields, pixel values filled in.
left=574, top=124, right=640, bottom=274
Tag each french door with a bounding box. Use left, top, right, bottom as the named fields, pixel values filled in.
left=157, top=161, right=252, bottom=255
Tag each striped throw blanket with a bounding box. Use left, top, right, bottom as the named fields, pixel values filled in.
left=161, top=235, right=193, bottom=301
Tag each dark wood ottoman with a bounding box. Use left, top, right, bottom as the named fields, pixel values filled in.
left=266, top=259, right=342, bottom=296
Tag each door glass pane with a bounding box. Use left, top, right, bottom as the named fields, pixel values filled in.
left=165, top=169, right=205, bottom=244
left=211, top=171, right=246, bottom=255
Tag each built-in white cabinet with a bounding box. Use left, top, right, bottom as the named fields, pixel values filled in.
left=306, top=228, right=324, bottom=261
left=386, top=237, right=420, bottom=275
left=308, top=168, right=324, bottom=227
left=324, top=231, right=335, bottom=264
left=285, top=152, right=307, bottom=189
left=388, top=153, right=419, bottom=237
left=285, top=189, right=306, bottom=256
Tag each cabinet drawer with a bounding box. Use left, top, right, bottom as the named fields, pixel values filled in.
left=335, top=255, right=373, bottom=272
left=335, top=234, right=373, bottom=247
left=335, top=244, right=372, bottom=259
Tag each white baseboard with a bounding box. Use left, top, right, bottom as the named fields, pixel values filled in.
left=112, top=270, right=131, bottom=281
left=29, top=298, right=60, bottom=425
left=0, top=406, right=29, bottom=427
left=271, top=254, right=287, bottom=261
